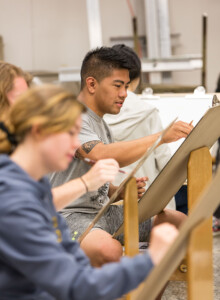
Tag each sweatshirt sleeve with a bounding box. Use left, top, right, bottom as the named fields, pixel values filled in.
left=0, top=198, right=154, bottom=300
left=56, top=211, right=91, bottom=268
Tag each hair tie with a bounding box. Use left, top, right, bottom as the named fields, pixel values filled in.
left=80, top=176, right=89, bottom=193
left=0, top=122, right=18, bottom=146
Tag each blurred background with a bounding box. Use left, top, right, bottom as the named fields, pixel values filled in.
left=0, top=0, right=219, bottom=93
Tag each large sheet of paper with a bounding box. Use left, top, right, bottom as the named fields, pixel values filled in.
left=114, top=104, right=220, bottom=236
left=136, top=166, right=220, bottom=300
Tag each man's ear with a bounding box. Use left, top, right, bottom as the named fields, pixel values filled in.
left=86, top=77, right=97, bottom=94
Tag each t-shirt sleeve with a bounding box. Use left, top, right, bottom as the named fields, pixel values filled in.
left=79, top=113, right=102, bottom=145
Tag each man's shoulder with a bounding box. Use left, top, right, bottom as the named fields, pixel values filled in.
left=81, top=111, right=92, bottom=124
left=81, top=111, right=101, bottom=131
left=82, top=109, right=101, bottom=123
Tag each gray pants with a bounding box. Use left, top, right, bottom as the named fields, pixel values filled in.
left=64, top=205, right=152, bottom=245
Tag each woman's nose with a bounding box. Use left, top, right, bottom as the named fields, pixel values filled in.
left=72, top=137, right=81, bottom=150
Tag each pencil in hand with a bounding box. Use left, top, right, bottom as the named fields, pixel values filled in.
left=83, top=158, right=127, bottom=174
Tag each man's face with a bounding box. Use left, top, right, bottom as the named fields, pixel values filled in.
left=94, top=69, right=130, bottom=116
left=7, top=76, right=28, bottom=105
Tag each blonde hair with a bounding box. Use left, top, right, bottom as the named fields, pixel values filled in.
left=0, top=61, right=32, bottom=118
left=0, top=85, right=85, bottom=154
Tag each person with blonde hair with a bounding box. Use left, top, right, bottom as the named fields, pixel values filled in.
left=0, top=61, right=32, bottom=119
left=0, top=84, right=178, bottom=300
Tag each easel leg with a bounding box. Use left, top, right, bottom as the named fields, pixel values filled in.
left=187, top=147, right=213, bottom=300
left=124, top=177, right=139, bottom=300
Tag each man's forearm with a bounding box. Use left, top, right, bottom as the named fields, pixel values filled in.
left=78, top=132, right=161, bottom=167
left=78, top=120, right=193, bottom=167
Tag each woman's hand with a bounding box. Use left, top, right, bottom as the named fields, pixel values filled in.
left=148, top=223, right=178, bottom=265
left=82, top=159, right=119, bottom=192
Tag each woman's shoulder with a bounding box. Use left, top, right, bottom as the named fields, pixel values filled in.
left=0, top=157, right=52, bottom=214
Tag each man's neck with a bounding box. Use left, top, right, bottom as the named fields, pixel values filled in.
left=78, top=91, right=104, bottom=118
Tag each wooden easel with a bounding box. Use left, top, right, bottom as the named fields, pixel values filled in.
left=134, top=156, right=220, bottom=300
left=187, top=147, right=213, bottom=299
left=78, top=102, right=220, bottom=300
left=115, top=104, right=220, bottom=239
left=113, top=103, right=220, bottom=299
left=123, top=177, right=142, bottom=300
left=123, top=146, right=213, bottom=300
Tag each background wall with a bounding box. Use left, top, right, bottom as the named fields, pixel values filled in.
left=169, top=0, right=220, bottom=92
left=0, top=0, right=90, bottom=70
left=0, top=0, right=219, bottom=91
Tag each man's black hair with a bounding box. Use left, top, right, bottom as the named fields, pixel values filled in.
left=80, top=47, right=132, bottom=89
left=112, top=44, right=141, bottom=82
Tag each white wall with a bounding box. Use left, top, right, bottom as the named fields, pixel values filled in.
left=100, top=0, right=146, bottom=45
left=31, top=0, right=89, bottom=70
left=0, top=0, right=33, bottom=69
left=0, top=0, right=219, bottom=91
left=0, top=0, right=90, bottom=70
left=169, top=0, right=220, bottom=92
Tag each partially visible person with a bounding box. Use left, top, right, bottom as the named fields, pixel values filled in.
left=104, top=44, right=175, bottom=209
left=0, top=84, right=179, bottom=300
left=212, top=137, right=220, bottom=233
left=0, top=61, right=32, bottom=119
left=212, top=74, right=220, bottom=233
left=50, top=46, right=192, bottom=267
left=216, top=73, right=220, bottom=93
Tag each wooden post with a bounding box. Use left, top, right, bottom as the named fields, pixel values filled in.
left=201, top=14, right=207, bottom=89
left=187, top=146, right=213, bottom=300
left=0, top=36, right=4, bottom=61
left=124, top=177, right=139, bottom=300
left=124, top=177, right=139, bottom=257
left=123, top=147, right=213, bottom=300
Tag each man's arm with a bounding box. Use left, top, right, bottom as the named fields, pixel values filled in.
left=150, top=109, right=172, bottom=172
left=77, top=121, right=193, bottom=167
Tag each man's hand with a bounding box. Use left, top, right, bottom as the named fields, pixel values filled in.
left=136, top=177, right=148, bottom=199
left=148, top=223, right=178, bottom=265
left=162, top=121, right=193, bottom=144
left=110, top=176, right=148, bottom=201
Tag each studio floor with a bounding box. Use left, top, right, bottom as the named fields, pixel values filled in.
left=162, top=233, right=220, bottom=300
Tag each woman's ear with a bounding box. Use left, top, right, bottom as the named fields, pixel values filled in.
left=31, top=124, right=43, bottom=140
left=86, top=77, right=97, bottom=94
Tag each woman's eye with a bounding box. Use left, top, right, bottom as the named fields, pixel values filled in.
left=115, top=85, right=121, bottom=88
left=69, top=131, right=75, bottom=136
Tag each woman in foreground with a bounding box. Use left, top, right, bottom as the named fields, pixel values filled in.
left=0, top=85, right=178, bottom=300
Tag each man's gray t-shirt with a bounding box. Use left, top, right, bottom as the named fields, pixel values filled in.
left=50, top=107, right=114, bottom=215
